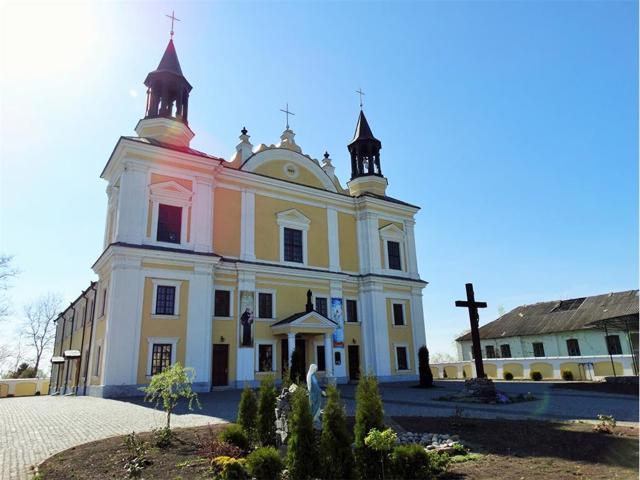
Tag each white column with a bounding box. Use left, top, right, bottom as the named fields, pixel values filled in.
left=404, top=219, right=419, bottom=278
left=114, top=162, right=147, bottom=245
left=240, top=190, right=255, bottom=261
left=192, top=177, right=214, bottom=253
left=102, top=256, right=144, bottom=387
left=288, top=332, right=296, bottom=368
left=103, top=185, right=119, bottom=249
left=327, top=207, right=340, bottom=271
left=185, top=264, right=214, bottom=387
left=324, top=333, right=333, bottom=378
left=410, top=287, right=427, bottom=374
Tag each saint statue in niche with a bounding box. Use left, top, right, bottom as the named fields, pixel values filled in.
left=239, top=291, right=255, bottom=348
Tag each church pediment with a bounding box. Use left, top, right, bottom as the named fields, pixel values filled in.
left=379, top=223, right=404, bottom=239
left=149, top=180, right=193, bottom=202
left=276, top=209, right=311, bottom=229
left=271, top=310, right=337, bottom=334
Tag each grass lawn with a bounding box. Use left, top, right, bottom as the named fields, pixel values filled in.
left=37, top=417, right=638, bottom=479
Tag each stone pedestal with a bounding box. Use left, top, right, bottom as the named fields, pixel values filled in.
left=463, top=377, right=496, bottom=400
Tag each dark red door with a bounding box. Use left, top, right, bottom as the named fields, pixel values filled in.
left=212, top=344, right=229, bottom=387
left=348, top=345, right=360, bottom=382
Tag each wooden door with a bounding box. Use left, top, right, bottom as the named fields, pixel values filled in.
left=211, top=344, right=229, bottom=387
left=348, top=345, right=360, bottom=382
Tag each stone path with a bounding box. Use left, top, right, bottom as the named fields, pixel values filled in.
left=0, top=395, right=224, bottom=480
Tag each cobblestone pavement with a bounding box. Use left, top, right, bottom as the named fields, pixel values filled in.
left=0, top=395, right=224, bottom=480
left=2, top=381, right=637, bottom=479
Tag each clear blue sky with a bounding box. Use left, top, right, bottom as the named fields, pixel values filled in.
left=1, top=1, right=637, bottom=357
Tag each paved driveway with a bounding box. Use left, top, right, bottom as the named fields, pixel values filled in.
left=1, top=381, right=637, bottom=479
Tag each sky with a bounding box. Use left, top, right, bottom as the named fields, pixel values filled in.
left=0, top=0, right=637, bottom=363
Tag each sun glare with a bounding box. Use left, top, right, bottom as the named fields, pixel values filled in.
left=1, top=2, right=98, bottom=82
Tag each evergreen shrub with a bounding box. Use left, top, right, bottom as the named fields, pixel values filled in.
left=246, top=446, right=284, bottom=480
left=319, top=385, right=354, bottom=479
left=530, top=371, right=543, bottom=381
left=418, top=346, right=434, bottom=387
left=390, top=444, right=435, bottom=480
left=212, top=456, right=248, bottom=480
left=286, top=387, right=318, bottom=480
left=354, top=374, right=385, bottom=480
left=561, top=370, right=574, bottom=381
left=503, top=372, right=514, bottom=381
left=218, top=424, right=249, bottom=452
left=237, top=385, right=258, bottom=442
left=257, top=375, right=277, bottom=446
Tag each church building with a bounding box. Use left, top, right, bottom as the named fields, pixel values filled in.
left=50, top=35, right=427, bottom=397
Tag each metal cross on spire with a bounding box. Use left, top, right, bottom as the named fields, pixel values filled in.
left=455, top=283, right=488, bottom=379
left=166, top=10, right=180, bottom=39
left=280, top=102, right=295, bottom=130
left=356, top=88, right=365, bottom=109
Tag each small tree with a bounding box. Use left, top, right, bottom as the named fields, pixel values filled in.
left=257, top=375, right=277, bottom=446
left=5, top=362, right=37, bottom=379
left=287, top=387, right=318, bottom=480
left=319, top=384, right=355, bottom=479
left=354, top=374, right=385, bottom=480
left=237, top=384, right=258, bottom=442
left=140, top=363, right=200, bottom=430
left=418, top=345, right=433, bottom=388
left=364, top=428, right=397, bottom=480
left=0, top=255, right=19, bottom=320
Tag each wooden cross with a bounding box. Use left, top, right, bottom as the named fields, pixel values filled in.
left=356, top=88, right=365, bottom=109
left=166, top=10, right=180, bottom=39
left=455, top=283, right=488, bottom=379
left=280, top=102, right=295, bottom=130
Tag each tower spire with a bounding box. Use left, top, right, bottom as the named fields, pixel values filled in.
left=348, top=109, right=382, bottom=179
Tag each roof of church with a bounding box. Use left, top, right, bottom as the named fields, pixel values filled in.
left=455, top=289, right=639, bottom=341
left=153, top=39, right=184, bottom=76
left=350, top=110, right=380, bottom=146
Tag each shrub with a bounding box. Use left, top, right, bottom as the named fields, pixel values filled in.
left=530, top=371, right=542, bottom=381
left=140, top=363, right=200, bottom=430
left=365, top=428, right=397, bottom=479
left=212, top=456, right=248, bottom=480
left=246, top=447, right=284, bottom=480
left=287, top=387, right=318, bottom=480
left=257, top=375, right=277, bottom=446
left=319, top=385, right=355, bottom=480
left=425, top=450, right=450, bottom=477
left=418, top=345, right=434, bottom=388
left=391, top=444, right=436, bottom=480
left=237, top=385, right=258, bottom=442
left=219, top=424, right=249, bottom=452
left=593, top=414, right=616, bottom=434
left=122, top=432, right=149, bottom=479
left=151, top=426, right=174, bottom=448
left=561, top=370, right=574, bottom=381
left=503, top=372, right=514, bottom=381
left=354, top=374, right=385, bottom=480
left=198, top=437, right=242, bottom=461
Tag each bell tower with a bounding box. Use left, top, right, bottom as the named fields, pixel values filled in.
left=135, top=35, right=194, bottom=147
left=347, top=110, right=388, bottom=196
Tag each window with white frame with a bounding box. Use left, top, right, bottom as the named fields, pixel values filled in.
left=346, top=299, right=358, bottom=323
left=148, top=180, right=193, bottom=247
left=152, top=280, right=181, bottom=316
left=379, top=224, right=406, bottom=272
left=395, top=345, right=409, bottom=371
left=258, top=292, right=275, bottom=319
left=315, top=297, right=328, bottom=317
left=392, top=302, right=406, bottom=326
left=146, top=337, right=178, bottom=375
left=256, top=343, right=275, bottom=372
left=214, top=289, right=232, bottom=317
left=277, top=209, right=310, bottom=265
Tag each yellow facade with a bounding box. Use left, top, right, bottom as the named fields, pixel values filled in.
left=213, top=188, right=241, bottom=257
left=338, top=212, right=359, bottom=271
left=253, top=160, right=326, bottom=190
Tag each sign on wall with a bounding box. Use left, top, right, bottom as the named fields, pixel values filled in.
left=331, top=297, right=344, bottom=348
left=239, top=291, right=255, bottom=348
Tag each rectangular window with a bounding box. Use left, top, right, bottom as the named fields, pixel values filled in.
left=151, top=343, right=172, bottom=375
left=315, top=297, right=328, bottom=317
left=258, top=344, right=273, bottom=372
left=155, top=286, right=176, bottom=315
left=100, top=288, right=107, bottom=316
left=566, top=339, right=581, bottom=356
left=533, top=342, right=545, bottom=357
left=396, top=346, right=409, bottom=370
left=393, top=303, right=405, bottom=326
left=346, top=299, right=358, bottom=323
left=316, top=345, right=326, bottom=371
left=157, top=204, right=182, bottom=244
left=214, top=290, right=231, bottom=317
left=387, top=241, right=402, bottom=270
left=283, top=227, right=303, bottom=263
left=606, top=335, right=622, bottom=355
left=500, top=344, right=511, bottom=358
left=485, top=345, right=496, bottom=358
left=258, top=293, right=273, bottom=319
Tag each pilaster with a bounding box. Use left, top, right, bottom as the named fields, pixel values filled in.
left=240, top=190, right=256, bottom=261
left=192, top=176, right=214, bottom=253
left=114, top=162, right=148, bottom=245
left=327, top=207, right=340, bottom=271
left=185, top=263, right=214, bottom=387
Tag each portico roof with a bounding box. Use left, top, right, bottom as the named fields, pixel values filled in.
left=271, top=310, right=337, bottom=335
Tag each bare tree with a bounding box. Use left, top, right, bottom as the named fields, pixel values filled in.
left=431, top=352, right=456, bottom=364
left=0, top=255, right=19, bottom=320
left=23, top=293, right=62, bottom=376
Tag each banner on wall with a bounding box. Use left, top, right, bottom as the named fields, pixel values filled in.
left=331, top=297, right=344, bottom=348
left=239, top=291, right=255, bottom=348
